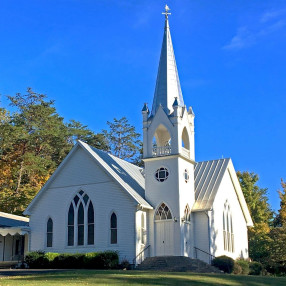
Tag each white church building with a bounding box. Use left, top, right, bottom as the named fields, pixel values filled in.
left=0, top=7, right=253, bottom=265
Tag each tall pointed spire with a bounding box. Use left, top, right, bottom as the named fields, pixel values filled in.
left=151, top=5, right=184, bottom=116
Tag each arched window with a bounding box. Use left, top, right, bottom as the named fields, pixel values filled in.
left=67, top=191, right=94, bottom=246
left=184, top=204, right=191, bottom=222
left=223, top=202, right=234, bottom=253
left=110, top=212, right=117, bottom=244
left=47, top=218, right=53, bottom=247
left=155, top=203, right=172, bottom=220
left=152, top=124, right=172, bottom=156
left=182, top=127, right=190, bottom=150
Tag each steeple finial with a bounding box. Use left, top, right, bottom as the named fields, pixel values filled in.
left=162, top=4, right=171, bottom=20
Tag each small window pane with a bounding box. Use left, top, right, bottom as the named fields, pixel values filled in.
left=47, top=218, right=53, bottom=232
left=73, top=195, right=79, bottom=206
left=111, top=213, right=117, bottom=228
left=79, top=190, right=84, bottom=196
left=111, top=229, right=117, bottom=244
left=68, top=226, right=74, bottom=246
left=83, top=194, right=89, bottom=205
left=68, top=204, right=74, bottom=225
left=78, top=225, right=84, bottom=245
left=88, top=224, right=94, bottom=245
left=88, top=202, right=94, bottom=224
left=47, top=233, right=52, bottom=247
left=78, top=203, right=84, bottom=225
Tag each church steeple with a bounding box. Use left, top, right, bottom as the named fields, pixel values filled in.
left=151, top=5, right=184, bottom=116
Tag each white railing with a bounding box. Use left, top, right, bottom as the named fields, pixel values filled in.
left=152, top=146, right=171, bottom=157
left=182, top=147, right=190, bottom=158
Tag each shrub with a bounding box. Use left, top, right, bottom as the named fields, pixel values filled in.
left=25, top=251, right=119, bottom=269
left=249, top=261, right=263, bottom=275
left=44, top=252, right=59, bottom=262
left=212, top=255, right=234, bottom=273
left=83, top=252, right=99, bottom=269
left=52, top=253, right=85, bottom=269
left=25, top=251, right=49, bottom=269
left=232, top=262, right=242, bottom=274
left=236, top=259, right=249, bottom=275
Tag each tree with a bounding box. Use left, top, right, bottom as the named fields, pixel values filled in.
left=0, top=88, right=107, bottom=214
left=237, top=171, right=273, bottom=264
left=268, top=179, right=286, bottom=274
left=273, top=179, right=286, bottom=227
left=103, top=117, right=141, bottom=161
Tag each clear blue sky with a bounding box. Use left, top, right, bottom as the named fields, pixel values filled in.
left=0, top=1, right=285, bottom=211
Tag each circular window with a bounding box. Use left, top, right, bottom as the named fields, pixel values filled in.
left=155, top=167, right=169, bottom=182
left=184, top=169, right=189, bottom=183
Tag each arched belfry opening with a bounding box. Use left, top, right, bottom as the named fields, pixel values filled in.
left=182, top=127, right=190, bottom=150
left=152, top=124, right=172, bottom=156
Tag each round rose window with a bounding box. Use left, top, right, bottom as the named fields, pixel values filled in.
left=155, top=167, right=169, bottom=182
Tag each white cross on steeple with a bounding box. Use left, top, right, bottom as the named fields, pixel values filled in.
left=162, top=4, right=171, bottom=20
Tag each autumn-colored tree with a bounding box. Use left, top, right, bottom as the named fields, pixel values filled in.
left=0, top=88, right=108, bottom=214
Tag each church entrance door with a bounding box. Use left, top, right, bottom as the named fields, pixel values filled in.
left=155, top=221, right=174, bottom=256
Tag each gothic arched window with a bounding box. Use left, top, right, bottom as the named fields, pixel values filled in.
left=223, top=202, right=234, bottom=253
left=155, top=203, right=172, bottom=220
left=110, top=212, right=117, bottom=244
left=47, top=218, right=53, bottom=247
left=184, top=204, right=191, bottom=222
left=67, top=191, right=94, bottom=246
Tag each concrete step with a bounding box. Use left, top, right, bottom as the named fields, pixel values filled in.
left=136, top=256, right=221, bottom=273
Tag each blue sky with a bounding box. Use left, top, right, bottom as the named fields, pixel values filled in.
left=0, top=1, right=285, bottom=211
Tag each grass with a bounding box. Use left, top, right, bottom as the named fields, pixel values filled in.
left=0, top=270, right=286, bottom=286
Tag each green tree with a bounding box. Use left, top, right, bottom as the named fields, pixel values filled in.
left=103, top=117, right=140, bottom=161
left=237, top=171, right=273, bottom=264
left=0, top=88, right=107, bottom=214
left=273, top=179, right=286, bottom=227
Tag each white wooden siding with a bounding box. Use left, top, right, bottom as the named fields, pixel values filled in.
left=212, top=170, right=249, bottom=260
left=29, top=147, right=138, bottom=262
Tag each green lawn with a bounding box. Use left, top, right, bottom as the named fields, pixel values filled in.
left=0, top=270, right=286, bottom=286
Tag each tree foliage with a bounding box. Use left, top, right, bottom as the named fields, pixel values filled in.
left=103, top=117, right=140, bottom=161
left=0, top=88, right=107, bottom=214
left=237, top=171, right=273, bottom=264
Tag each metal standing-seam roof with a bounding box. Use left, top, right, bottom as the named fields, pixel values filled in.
left=193, top=158, right=230, bottom=211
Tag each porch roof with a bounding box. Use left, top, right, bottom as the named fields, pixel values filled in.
left=0, top=226, right=30, bottom=236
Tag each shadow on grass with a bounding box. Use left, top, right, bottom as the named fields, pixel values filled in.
left=5, top=270, right=286, bottom=286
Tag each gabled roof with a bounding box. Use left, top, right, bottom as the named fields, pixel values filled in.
left=78, top=141, right=152, bottom=209
left=151, top=15, right=184, bottom=116
left=24, top=141, right=152, bottom=215
left=193, top=158, right=253, bottom=226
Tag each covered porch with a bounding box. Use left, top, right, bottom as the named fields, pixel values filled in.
left=0, top=212, right=30, bottom=267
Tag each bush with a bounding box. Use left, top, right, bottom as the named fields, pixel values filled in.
left=212, top=255, right=234, bottom=273
left=232, top=262, right=242, bottom=274
left=25, top=251, right=49, bottom=269
left=249, top=261, right=263, bottom=275
left=52, top=253, right=85, bottom=269
left=25, top=250, right=119, bottom=269
left=236, top=259, right=249, bottom=275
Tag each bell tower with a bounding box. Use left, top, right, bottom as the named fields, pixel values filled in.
left=143, top=5, right=196, bottom=257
